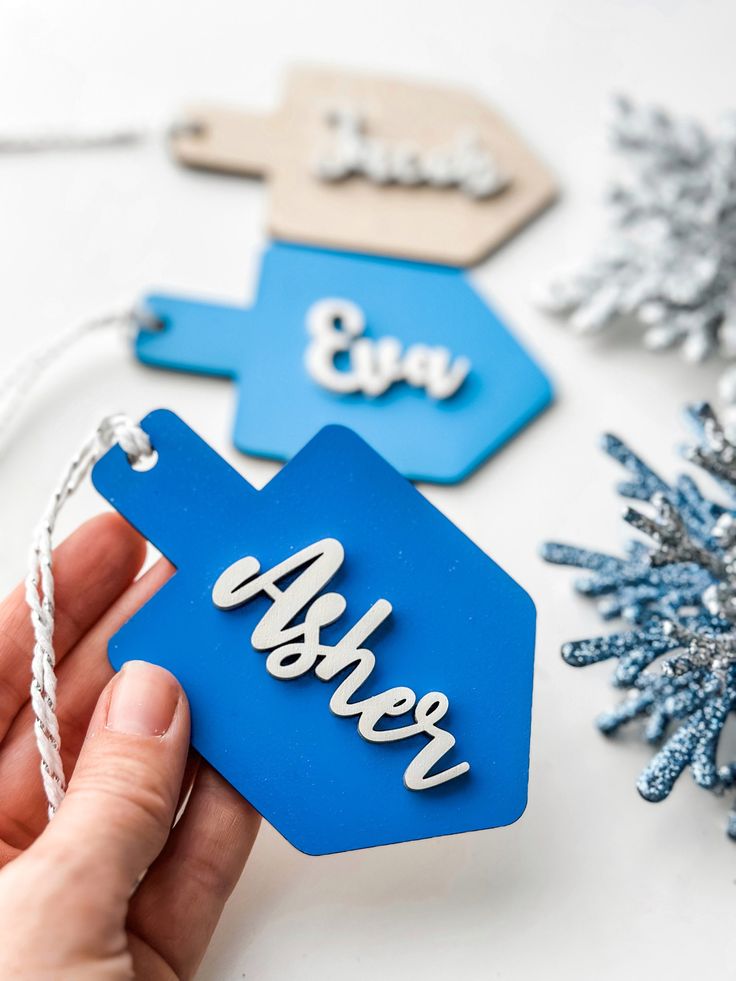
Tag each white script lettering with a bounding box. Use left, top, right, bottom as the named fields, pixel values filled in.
left=314, top=108, right=510, bottom=200
left=212, top=538, right=470, bottom=791
left=305, top=298, right=471, bottom=401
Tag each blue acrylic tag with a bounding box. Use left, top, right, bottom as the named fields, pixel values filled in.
left=136, top=243, right=553, bottom=484
left=92, top=410, right=536, bottom=855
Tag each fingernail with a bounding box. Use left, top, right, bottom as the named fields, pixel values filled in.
left=106, top=661, right=179, bottom=737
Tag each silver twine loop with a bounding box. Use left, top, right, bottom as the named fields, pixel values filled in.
left=0, top=307, right=162, bottom=454
left=25, top=414, right=155, bottom=818
left=0, top=129, right=149, bottom=154
left=0, top=308, right=161, bottom=816
left=0, top=120, right=205, bottom=156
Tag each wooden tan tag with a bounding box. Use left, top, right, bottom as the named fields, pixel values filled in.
left=171, top=65, right=557, bottom=267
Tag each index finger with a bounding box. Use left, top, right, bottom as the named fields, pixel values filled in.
left=0, top=513, right=146, bottom=743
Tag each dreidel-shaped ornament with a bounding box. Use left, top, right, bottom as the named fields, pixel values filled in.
left=92, top=410, right=537, bottom=855
left=137, top=243, right=553, bottom=483
left=171, top=65, right=557, bottom=266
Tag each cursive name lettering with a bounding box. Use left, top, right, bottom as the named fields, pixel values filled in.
left=314, top=107, right=510, bottom=200
left=213, top=538, right=470, bottom=791
left=305, top=298, right=471, bottom=401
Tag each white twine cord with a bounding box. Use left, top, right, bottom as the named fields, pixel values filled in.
left=0, top=130, right=150, bottom=154
left=0, top=308, right=160, bottom=453
left=1, top=307, right=160, bottom=816
left=25, top=414, right=154, bottom=817
left=0, top=120, right=202, bottom=156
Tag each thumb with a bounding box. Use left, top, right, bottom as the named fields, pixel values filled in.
left=40, top=660, right=190, bottom=904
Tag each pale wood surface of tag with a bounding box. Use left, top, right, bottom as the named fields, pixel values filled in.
left=171, top=65, right=557, bottom=266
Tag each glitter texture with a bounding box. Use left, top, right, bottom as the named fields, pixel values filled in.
left=542, top=402, right=736, bottom=837
left=538, top=97, right=736, bottom=415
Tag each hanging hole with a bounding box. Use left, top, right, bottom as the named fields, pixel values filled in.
left=168, top=119, right=207, bottom=141
left=136, top=308, right=167, bottom=333
left=129, top=449, right=159, bottom=473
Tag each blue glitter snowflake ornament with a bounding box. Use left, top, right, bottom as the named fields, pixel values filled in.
left=542, top=402, right=736, bottom=837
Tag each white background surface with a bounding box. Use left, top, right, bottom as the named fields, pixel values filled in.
left=1, top=2, right=734, bottom=978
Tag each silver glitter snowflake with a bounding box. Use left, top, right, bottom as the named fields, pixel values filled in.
left=542, top=402, right=736, bottom=837
left=538, top=96, right=736, bottom=410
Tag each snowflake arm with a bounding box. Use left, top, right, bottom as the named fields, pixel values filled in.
left=538, top=98, right=736, bottom=413
left=543, top=403, right=736, bottom=837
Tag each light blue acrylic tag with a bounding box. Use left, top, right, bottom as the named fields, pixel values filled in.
left=136, top=243, right=553, bottom=483
left=92, top=409, right=537, bottom=854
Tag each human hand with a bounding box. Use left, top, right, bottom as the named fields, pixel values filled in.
left=0, top=514, right=260, bottom=979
